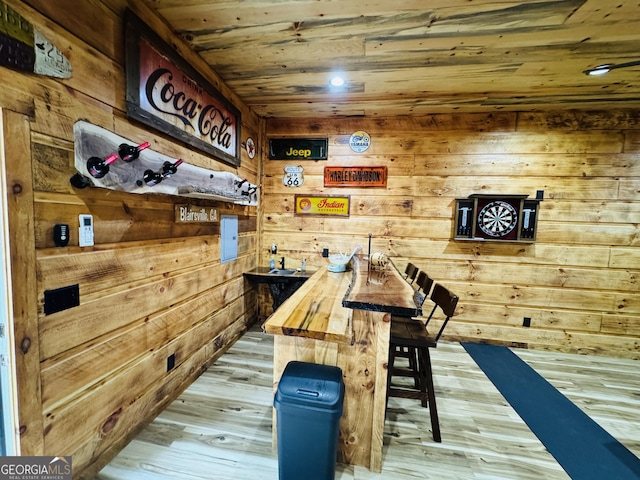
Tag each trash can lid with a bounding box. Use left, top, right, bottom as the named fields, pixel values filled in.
left=275, top=361, right=345, bottom=410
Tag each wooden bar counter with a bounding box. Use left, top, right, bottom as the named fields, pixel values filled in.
left=263, top=255, right=420, bottom=472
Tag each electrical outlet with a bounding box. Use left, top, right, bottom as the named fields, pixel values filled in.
left=44, top=284, right=79, bottom=315
left=523, top=317, right=531, bottom=327
left=322, top=248, right=329, bottom=257
left=167, top=353, right=176, bottom=372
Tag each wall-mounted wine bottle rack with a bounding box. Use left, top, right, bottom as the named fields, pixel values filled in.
left=454, top=194, right=541, bottom=243
left=71, top=121, right=258, bottom=206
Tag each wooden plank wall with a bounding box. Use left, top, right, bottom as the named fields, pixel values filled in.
left=2, top=0, right=261, bottom=477
left=263, top=111, right=640, bottom=359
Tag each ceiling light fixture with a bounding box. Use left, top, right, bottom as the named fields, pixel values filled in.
left=330, top=75, right=345, bottom=87
left=584, top=60, right=640, bottom=76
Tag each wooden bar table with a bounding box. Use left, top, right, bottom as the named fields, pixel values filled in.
left=263, top=255, right=420, bottom=472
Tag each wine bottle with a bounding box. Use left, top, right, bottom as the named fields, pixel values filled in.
left=141, top=169, right=162, bottom=187
left=119, top=141, right=150, bottom=162
left=160, top=158, right=183, bottom=179
left=140, top=159, right=183, bottom=187
left=87, top=153, right=119, bottom=178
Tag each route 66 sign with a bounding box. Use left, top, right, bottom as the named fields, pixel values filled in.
left=283, top=165, right=304, bottom=187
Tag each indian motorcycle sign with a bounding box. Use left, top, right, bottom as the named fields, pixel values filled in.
left=124, top=10, right=241, bottom=167
left=294, top=195, right=350, bottom=217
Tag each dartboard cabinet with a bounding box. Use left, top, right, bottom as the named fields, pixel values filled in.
left=454, top=194, right=541, bottom=242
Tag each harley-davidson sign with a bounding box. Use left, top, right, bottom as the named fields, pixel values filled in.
left=324, top=166, right=387, bottom=187
left=125, top=10, right=241, bottom=167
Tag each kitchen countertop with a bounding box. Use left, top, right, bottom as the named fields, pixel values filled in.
left=261, top=267, right=353, bottom=343
left=243, top=266, right=317, bottom=312
left=342, top=255, right=422, bottom=317
left=243, top=266, right=316, bottom=281
left=262, top=255, right=421, bottom=344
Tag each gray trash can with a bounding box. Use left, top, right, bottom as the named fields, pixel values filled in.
left=274, top=361, right=345, bottom=480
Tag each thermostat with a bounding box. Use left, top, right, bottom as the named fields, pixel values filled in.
left=78, top=214, right=94, bottom=247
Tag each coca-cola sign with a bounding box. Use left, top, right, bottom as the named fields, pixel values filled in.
left=125, top=10, right=241, bottom=167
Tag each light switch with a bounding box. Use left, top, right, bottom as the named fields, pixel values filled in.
left=53, top=224, right=69, bottom=247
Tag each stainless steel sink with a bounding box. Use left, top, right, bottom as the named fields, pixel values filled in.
left=268, top=268, right=297, bottom=275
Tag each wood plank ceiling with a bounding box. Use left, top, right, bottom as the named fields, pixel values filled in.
left=149, top=0, right=640, bottom=118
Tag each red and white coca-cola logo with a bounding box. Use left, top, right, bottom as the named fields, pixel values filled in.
left=138, top=39, right=236, bottom=156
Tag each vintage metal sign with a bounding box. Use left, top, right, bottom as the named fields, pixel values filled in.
left=294, top=195, right=350, bottom=217
left=175, top=204, right=218, bottom=223
left=245, top=137, right=256, bottom=159
left=324, top=166, right=387, bottom=187
left=125, top=10, right=241, bottom=167
left=0, top=0, right=72, bottom=78
left=283, top=165, right=304, bottom=187
left=349, top=130, right=371, bottom=152
left=269, top=138, right=328, bottom=160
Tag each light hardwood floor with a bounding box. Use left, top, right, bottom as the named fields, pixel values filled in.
left=95, top=326, right=640, bottom=479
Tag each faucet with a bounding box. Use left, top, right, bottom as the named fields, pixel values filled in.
left=279, top=257, right=285, bottom=269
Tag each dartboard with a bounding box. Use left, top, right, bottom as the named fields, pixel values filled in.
left=477, top=200, right=518, bottom=237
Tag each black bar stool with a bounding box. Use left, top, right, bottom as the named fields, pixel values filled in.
left=403, top=262, right=418, bottom=284
left=386, top=283, right=459, bottom=442
left=388, top=271, right=434, bottom=394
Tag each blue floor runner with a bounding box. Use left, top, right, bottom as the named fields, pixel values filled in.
left=462, top=342, right=640, bottom=480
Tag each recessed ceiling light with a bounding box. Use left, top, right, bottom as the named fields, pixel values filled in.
left=585, top=64, right=612, bottom=76
left=584, top=60, right=640, bottom=76
left=330, top=76, right=345, bottom=87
